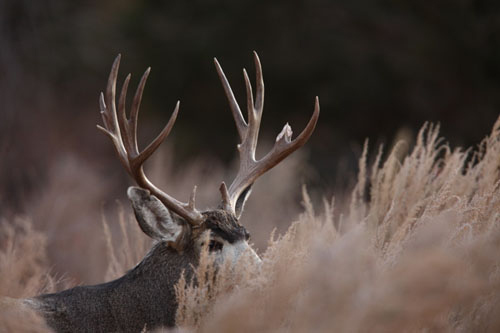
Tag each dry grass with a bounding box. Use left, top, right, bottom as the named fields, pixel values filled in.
left=174, top=116, right=500, bottom=332
left=0, top=218, right=54, bottom=332
left=25, top=154, right=116, bottom=284
left=0, top=116, right=499, bottom=332
left=102, top=204, right=152, bottom=281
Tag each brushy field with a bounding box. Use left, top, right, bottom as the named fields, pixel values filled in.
left=1, top=117, right=499, bottom=332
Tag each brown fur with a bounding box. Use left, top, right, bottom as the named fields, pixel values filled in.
left=29, top=209, right=250, bottom=332
left=193, top=210, right=249, bottom=244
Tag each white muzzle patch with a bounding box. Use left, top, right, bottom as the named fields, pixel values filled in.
left=218, top=240, right=261, bottom=267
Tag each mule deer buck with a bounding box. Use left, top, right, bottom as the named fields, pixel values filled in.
left=25, top=52, right=319, bottom=332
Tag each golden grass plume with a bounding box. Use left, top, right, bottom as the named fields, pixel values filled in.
left=174, top=117, right=500, bottom=332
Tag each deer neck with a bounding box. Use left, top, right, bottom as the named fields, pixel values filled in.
left=123, top=240, right=198, bottom=284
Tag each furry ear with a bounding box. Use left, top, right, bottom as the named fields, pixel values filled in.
left=234, top=185, right=253, bottom=219
left=127, top=186, right=184, bottom=242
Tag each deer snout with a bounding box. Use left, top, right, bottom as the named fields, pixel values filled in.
left=222, top=240, right=261, bottom=267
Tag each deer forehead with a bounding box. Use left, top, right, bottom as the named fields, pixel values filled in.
left=193, top=210, right=249, bottom=243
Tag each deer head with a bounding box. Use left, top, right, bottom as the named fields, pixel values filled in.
left=97, top=52, right=319, bottom=264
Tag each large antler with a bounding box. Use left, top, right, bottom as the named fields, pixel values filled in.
left=97, top=54, right=204, bottom=225
left=215, top=51, right=320, bottom=215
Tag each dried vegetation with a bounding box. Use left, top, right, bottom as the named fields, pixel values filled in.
left=1, top=117, right=499, bottom=332
left=174, top=117, right=500, bottom=332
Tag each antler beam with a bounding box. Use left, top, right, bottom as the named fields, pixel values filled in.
left=215, top=51, right=320, bottom=215
left=98, top=54, right=204, bottom=225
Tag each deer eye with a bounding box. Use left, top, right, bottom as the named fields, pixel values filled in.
left=208, top=240, right=223, bottom=252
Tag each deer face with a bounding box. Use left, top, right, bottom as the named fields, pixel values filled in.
left=128, top=187, right=260, bottom=265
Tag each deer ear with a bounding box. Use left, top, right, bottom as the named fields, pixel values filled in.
left=127, top=186, right=184, bottom=242
left=234, top=185, right=253, bottom=219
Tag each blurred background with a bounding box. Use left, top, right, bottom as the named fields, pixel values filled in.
left=1, top=0, right=499, bottom=284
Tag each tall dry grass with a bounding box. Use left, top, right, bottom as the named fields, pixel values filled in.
left=0, top=218, right=54, bottom=332
left=174, top=117, right=500, bottom=332
left=0, top=116, right=499, bottom=332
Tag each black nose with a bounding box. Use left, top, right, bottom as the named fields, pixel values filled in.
left=244, top=230, right=250, bottom=240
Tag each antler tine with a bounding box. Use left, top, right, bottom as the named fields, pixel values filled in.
left=214, top=57, right=247, bottom=140
left=243, top=51, right=265, bottom=156
left=98, top=55, right=129, bottom=172
left=261, top=96, right=320, bottom=168
left=134, top=101, right=179, bottom=168
left=219, top=182, right=232, bottom=212
left=216, top=52, right=320, bottom=213
left=104, top=54, right=121, bottom=132
left=117, top=73, right=132, bottom=155
left=252, top=51, right=264, bottom=113
left=242, top=67, right=261, bottom=157
left=242, top=69, right=254, bottom=123
left=129, top=67, right=151, bottom=155
left=98, top=55, right=204, bottom=225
